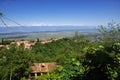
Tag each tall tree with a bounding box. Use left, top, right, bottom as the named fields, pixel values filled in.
left=97, top=21, right=120, bottom=45
left=0, top=44, right=34, bottom=80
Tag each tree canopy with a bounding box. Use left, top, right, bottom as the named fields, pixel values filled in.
left=0, top=21, right=120, bottom=80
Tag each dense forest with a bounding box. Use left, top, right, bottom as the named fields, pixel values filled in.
left=0, top=21, right=120, bottom=80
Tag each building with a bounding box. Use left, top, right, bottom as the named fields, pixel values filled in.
left=10, top=40, right=30, bottom=46
left=29, top=62, right=56, bottom=79
left=0, top=44, right=5, bottom=49
left=10, top=40, right=34, bottom=49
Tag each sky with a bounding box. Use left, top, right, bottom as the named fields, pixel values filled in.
left=0, top=0, right=120, bottom=27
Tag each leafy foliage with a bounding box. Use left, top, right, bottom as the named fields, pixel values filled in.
left=97, top=21, right=120, bottom=45
left=0, top=21, right=120, bottom=80
left=0, top=44, right=34, bottom=80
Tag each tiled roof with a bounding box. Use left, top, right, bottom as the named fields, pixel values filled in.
left=30, top=62, right=56, bottom=73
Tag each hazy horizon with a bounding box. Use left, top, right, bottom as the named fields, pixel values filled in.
left=0, top=25, right=97, bottom=33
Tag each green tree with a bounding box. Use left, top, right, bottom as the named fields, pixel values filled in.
left=97, top=21, right=120, bottom=45
left=0, top=44, right=34, bottom=80
left=82, top=41, right=120, bottom=80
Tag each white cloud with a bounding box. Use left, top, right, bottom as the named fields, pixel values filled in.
left=26, top=22, right=91, bottom=27
left=0, top=21, right=97, bottom=27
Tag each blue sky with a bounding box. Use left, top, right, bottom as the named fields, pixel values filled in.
left=0, top=0, right=120, bottom=26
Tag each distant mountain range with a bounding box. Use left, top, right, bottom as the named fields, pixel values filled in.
left=0, top=26, right=98, bottom=40
left=0, top=26, right=97, bottom=33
